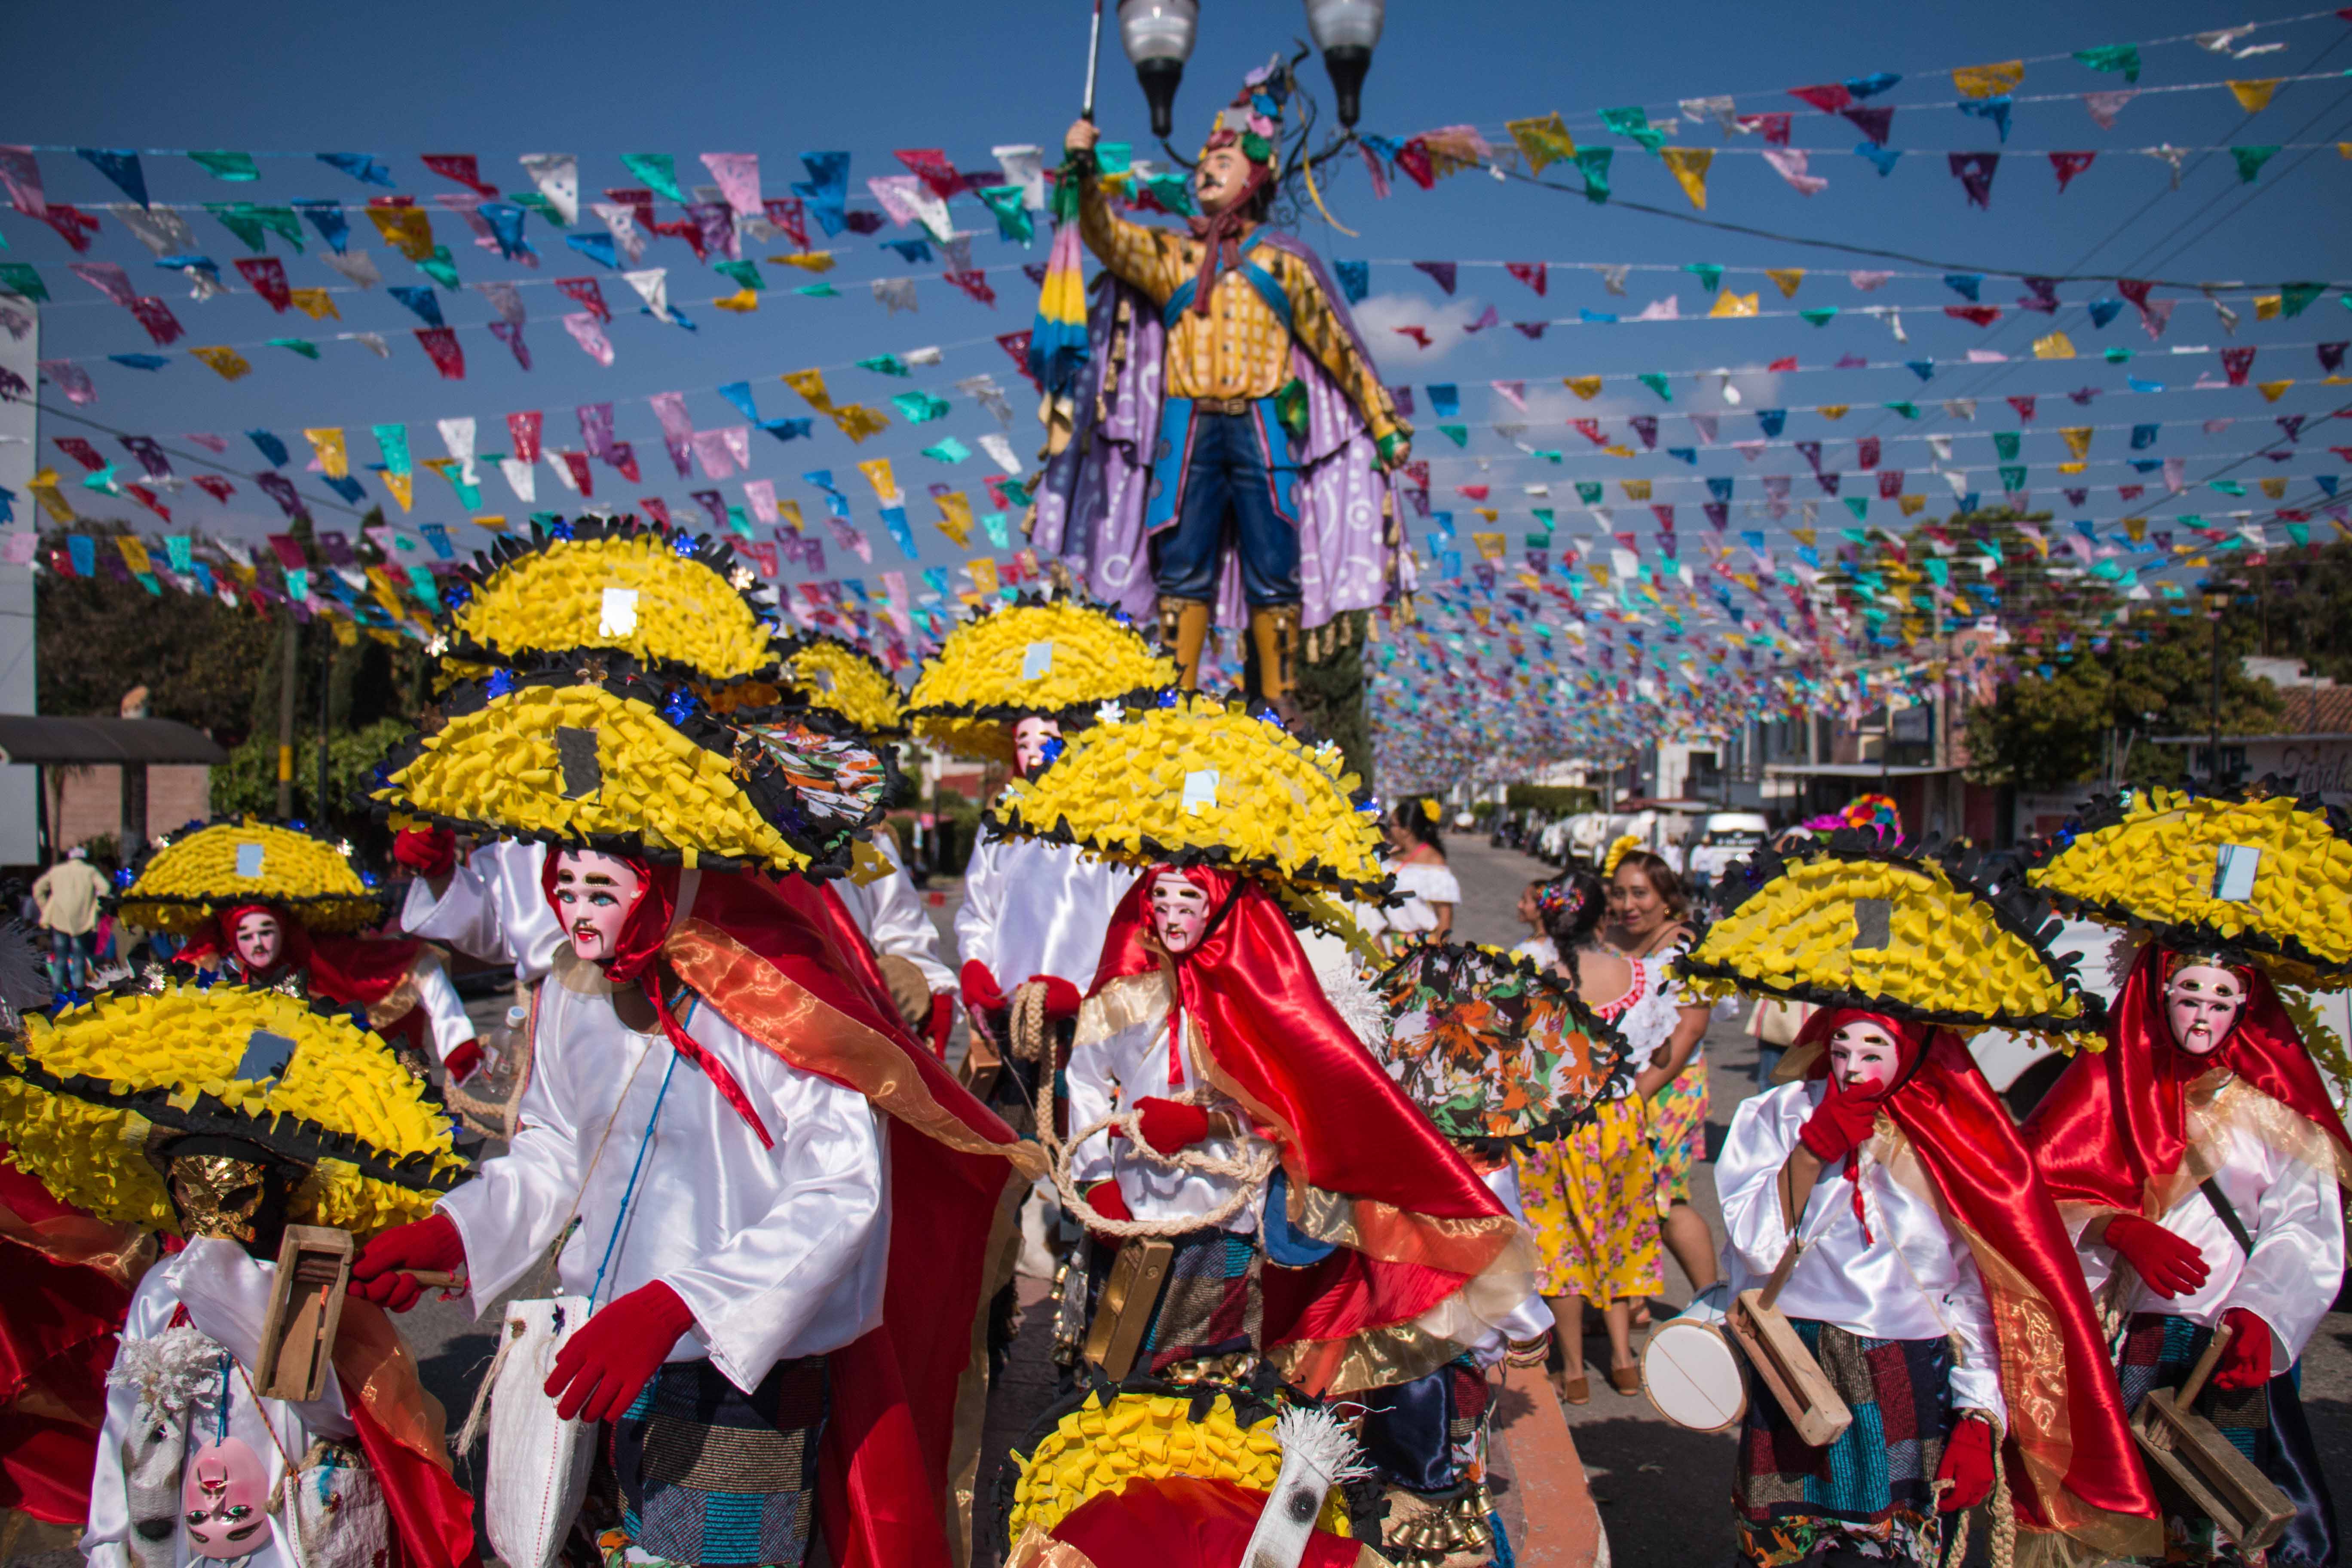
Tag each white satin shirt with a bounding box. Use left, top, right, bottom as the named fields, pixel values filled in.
left=954, top=821, right=1138, bottom=990
left=1066, top=984, right=1267, bottom=1236
left=438, top=946, right=889, bottom=1393
left=2073, top=1108, right=2344, bottom=1376
left=1717, top=1080, right=2006, bottom=1420
left=399, top=837, right=563, bottom=985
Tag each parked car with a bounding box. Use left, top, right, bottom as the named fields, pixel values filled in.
left=1683, top=812, right=1772, bottom=892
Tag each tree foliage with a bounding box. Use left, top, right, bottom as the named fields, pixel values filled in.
left=2245, top=534, right=2352, bottom=681
left=1963, top=613, right=2283, bottom=793
left=207, top=718, right=414, bottom=834
left=37, top=530, right=276, bottom=736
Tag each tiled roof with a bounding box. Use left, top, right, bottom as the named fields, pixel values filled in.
left=2276, top=685, right=2352, bottom=734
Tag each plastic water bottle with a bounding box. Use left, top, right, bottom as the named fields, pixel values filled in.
left=484, top=1004, right=528, bottom=1078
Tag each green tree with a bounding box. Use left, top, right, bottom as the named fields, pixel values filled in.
left=1964, top=612, right=2282, bottom=793
left=208, top=717, right=414, bottom=833
left=2248, top=533, right=2352, bottom=681
left=37, top=526, right=276, bottom=735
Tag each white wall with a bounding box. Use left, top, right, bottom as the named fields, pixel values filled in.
left=0, top=300, right=39, bottom=862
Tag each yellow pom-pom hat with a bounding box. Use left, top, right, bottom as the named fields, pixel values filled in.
left=369, top=657, right=892, bottom=879
left=2026, top=781, right=2352, bottom=988
left=1002, top=1382, right=1351, bottom=1550
left=1675, top=832, right=2097, bottom=1041
left=438, top=515, right=781, bottom=686
left=702, top=632, right=909, bottom=738
left=113, top=818, right=389, bottom=938
left=987, top=690, right=1389, bottom=904
left=907, top=593, right=1176, bottom=761
left=0, top=980, right=468, bottom=1238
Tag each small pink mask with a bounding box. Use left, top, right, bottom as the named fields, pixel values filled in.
left=230, top=912, right=283, bottom=973
left=1011, top=716, right=1063, bottom=778
left=181, top=1435, right=270, bottom=1559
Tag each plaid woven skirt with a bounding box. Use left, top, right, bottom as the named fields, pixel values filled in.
left=609, top=1355, right=828, bottom=1567
left=1142, top=1227, right=1263, bottom=1374
left=2118, top=1313, right=2338, bottom=1568
left=1732, top=1321, right=1952, bottom=1568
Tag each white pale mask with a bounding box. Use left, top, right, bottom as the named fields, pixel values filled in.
left=1148, top=873, right=1213, bottom=955
left=1827, top=1021, right=1902, bottom=1092
left=2164, top=962, right=2245, bottom=1057
left=553, top=851, right=646, bottom=965
left=230, top=911, right=283, bottom=972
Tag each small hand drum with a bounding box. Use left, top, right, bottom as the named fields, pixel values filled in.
left=1643, top=1317, right=1747, bottom=1433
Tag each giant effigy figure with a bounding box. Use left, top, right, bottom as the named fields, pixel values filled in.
left=1029, top=61, right=1411, bottom=752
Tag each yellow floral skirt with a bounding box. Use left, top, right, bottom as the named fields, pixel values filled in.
left=1648, top=1060, right=1709, bottom=1215
left=1512, top=1096, right=1663, bottom=1302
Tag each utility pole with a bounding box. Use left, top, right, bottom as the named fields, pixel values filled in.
left=274, top=616, right=298, bottom=819
left=315, top=633, right=331, bottom=829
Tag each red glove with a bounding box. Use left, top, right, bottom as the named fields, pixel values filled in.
left=1935, top=1414, right=1996, bottom=1512
left=2104, top=1214, right=2211, bottom=1299
left=545, top=1280, right=696, bottom=1424
left=1131, top=1097, right=1212, bottom=1156
left=350, top=1213, right=466, bottom=1312
left=443, top=1038, right=485, bottom=1085
left=2210, top=1308, right=2274, bottom=1391
left=1797, top=1090, right=1883, bottom=1164
left=960, top=960, right=1007, bottom=1015
left=1082, top=1179, right=1133, bottom=1246
left=1031, top=975, right=1084, bottom=1020
left=392, top=825, right=458, bottom=879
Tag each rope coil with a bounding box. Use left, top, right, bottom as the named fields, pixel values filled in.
left=1033, top=1012, right=1276, bottom=1240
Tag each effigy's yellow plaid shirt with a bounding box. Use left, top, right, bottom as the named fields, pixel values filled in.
left=1079, top=179, right=1407, bottom=452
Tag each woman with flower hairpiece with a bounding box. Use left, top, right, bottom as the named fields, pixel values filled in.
left=1509, top=870, right=1663, bottom=1403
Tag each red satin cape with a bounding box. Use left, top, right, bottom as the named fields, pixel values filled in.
left=2024, top=942, right=2352, bottom=1215
left=0, top=1154, right=135, bottom=1525
left=1793, top=1009, right=2158, bottom=1534
left=1090, top=867, right=1511, bottom=1363
left=535, top=854, right=1022, bottom=1568
left=1049, top=1476, right=1362, bottom=1568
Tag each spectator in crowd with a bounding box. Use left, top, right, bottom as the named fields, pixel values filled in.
left=31, top=846, right=110, bottom=991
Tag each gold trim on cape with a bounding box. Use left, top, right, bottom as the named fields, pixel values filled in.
left=1880, top=1135, right=2163, bottom=1562
left=663, top=918, right=1045, bottom=1178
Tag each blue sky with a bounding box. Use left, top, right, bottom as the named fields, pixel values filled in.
left=9, top=0, right=2351, bottom=604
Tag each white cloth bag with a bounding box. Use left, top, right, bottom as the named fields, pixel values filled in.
left=482, top=1295, right=594, bottom=1568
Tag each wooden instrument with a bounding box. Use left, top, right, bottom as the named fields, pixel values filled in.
left=255, top=1225, right=353, bottom=1402
left=1081, top=1237, right=1174, bottom=1382
left=2131, top=1323, right=2296, bottom=1552
left=1724, top=1240, right=1853, bottom=1447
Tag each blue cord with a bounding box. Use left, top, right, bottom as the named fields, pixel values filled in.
left=587, top=1048, right=680, bottom=1311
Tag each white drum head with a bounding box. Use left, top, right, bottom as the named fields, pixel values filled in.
left=1643, top=1318, right=1747, bottom=1433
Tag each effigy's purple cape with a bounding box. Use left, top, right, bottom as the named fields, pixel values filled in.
left=1028, top=231, right=1414, bottom=632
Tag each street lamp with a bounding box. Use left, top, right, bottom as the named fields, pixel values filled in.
left=1118, top=0, right=1200, bottom=140
left=1303, top=0, right=1384, bottom=128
